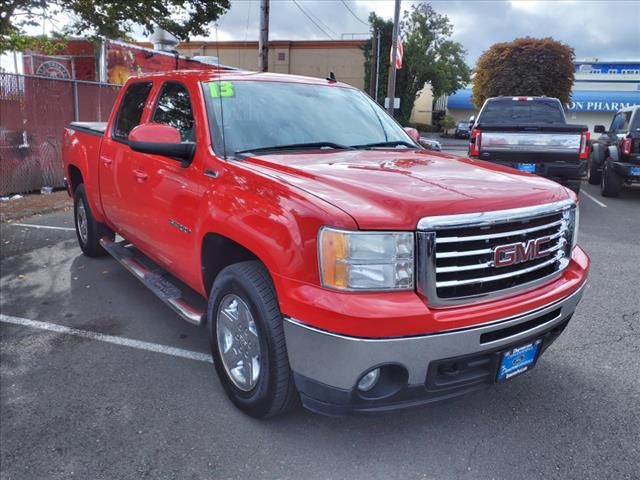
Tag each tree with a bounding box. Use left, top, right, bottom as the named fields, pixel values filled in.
left=1, top=0, right=230, bottom=54
left=441, top=114, right=456, bottom=135
left=363, top=3, right=470, bottom=123
left=472, top=37, right=575, bottom=108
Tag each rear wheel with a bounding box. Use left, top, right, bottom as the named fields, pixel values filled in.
left=74, top=184, right=114, bottom=257
left=587, top=154, right=602, bottom=185
left=207, top=261, right=298, bottom=418
left=600, top=161, right=623, bottom=197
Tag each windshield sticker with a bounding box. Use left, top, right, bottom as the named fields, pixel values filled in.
left=209, top=82, right=235, bottom=98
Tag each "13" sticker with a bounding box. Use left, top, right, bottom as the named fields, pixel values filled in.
left=209, top=82, right=235, bottom=98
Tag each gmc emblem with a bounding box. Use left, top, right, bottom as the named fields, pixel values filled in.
left=493, top=236, right=552, bottom=268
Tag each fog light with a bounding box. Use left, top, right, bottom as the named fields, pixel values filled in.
left=357, top=368, right=380, bottom=392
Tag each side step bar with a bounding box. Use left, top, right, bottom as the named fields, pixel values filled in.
left=100, top=237, right=206, bottom=325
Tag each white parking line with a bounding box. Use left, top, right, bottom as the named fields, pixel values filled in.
left=580, top=190, right=607, bottom=208
left=10, top=223, right=76, bottom=231
left=0, top=314, right=212, bottom=364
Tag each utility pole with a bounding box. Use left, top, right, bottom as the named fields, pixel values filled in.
left=386, top=0, right=401, bottom=116
left=258, top=0, right=270, bottom=72
left=374, top=30, right=381, bottom=103
left=369, top=29, right=378, bottom=98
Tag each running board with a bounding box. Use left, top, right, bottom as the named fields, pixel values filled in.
left=99, top=237, right=206, bottom=325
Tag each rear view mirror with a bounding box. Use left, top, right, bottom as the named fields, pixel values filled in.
left=129, top=123, right=195, bottom=167
left=594, top=125, right=606, bottom=134
left=404, top=127, right=420, bottom=144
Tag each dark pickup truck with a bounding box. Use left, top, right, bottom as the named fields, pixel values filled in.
left=468, top=97, right=590, bottom=194
left=587, top=106, right=640, bottom=197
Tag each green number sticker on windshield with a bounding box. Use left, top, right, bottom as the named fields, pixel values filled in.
left=209, top=81, right=235, bottom=98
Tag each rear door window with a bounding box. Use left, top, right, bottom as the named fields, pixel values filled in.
left=112, top=82, right=153, bottom=141
left=479, top=99, right=566, bottom=125
left=152, top=82, right=196, bottom=142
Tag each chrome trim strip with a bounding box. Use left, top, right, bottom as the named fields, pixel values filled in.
left=417, top=199, right=574, bottom=231
left=437, top=247, right=493, bottom=259
left=435, top=252, right=564, bottom=288
left=283, top=284, right=585, bottom=389
left=435, top=219, right=563, bottom=243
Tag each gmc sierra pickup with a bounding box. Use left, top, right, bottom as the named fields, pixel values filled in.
left=468, top=96, right=590, bottom=194
left=63, top=70, right=589, bottom=418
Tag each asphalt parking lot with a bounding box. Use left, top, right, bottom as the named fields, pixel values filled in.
left=1, top=176, right=639, bottom=479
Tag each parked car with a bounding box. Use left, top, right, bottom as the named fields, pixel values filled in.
left=454, top=121, right=470, bottom=139
left=419, top=137, right=442, bottom=151
left=587, top=106, right=640, bottom=197
left=63, top=71, right=589, bottom=418
left=468, top=96, right=590, bottom=194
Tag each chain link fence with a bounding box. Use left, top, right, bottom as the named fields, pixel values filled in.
left=0, top=73, right=121, bottom=196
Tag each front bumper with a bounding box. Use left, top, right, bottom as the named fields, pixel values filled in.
left=284, top=284, right=585, bottom=416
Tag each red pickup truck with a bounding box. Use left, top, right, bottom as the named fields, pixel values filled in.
left=63, top=70, right=589, bottom=417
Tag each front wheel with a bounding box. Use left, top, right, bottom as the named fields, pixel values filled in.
left=74, top=184, right=114, bottom=257
left=207, top=261, right=298, bottom=418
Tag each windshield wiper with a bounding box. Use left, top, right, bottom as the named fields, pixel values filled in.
left=352, top=140, right=417, bottom=150
left=235, top=142, right=354, bottom=156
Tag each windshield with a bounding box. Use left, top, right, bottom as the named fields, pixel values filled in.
left=479, top=99, right=566, bottom=125
left=203, top=80, right=412, bottom=156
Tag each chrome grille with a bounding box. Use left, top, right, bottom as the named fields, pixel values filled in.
left=417, top=200, right=577, bottom=307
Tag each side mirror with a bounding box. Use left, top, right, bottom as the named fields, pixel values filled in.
left=404, top=127, right=420, bottom=143
left=594, top=125, right=606, bottom=134
left=129, top=123, right=195, bottom=167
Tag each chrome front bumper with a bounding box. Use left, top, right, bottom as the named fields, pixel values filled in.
left=283, top=284, right=585, bottom=414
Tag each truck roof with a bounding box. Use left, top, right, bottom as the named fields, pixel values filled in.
left=122, top=69, right=356, bottom=89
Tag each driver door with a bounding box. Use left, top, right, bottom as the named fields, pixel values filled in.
left=131, top=81, right=204, bottom=287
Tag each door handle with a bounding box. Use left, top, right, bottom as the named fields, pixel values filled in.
left=133, top=169, right=148, bottom=182
left=101, top=156, right=113, bottom=166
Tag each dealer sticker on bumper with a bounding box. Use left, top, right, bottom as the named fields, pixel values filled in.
left=497, top=339, right=542, bottom=381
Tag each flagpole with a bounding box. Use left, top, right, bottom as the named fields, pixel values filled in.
left=386, top=0, right=401, bottom=116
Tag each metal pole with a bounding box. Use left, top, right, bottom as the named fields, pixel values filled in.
left=374, top=30, right=381, bottom=103
left=369, top=29, right=377, bottom=98
left=386, top=0, right=401, bottom=116
left=73, top=80, right=80, bottom=121
left=258, top=0, right=269, bottom=72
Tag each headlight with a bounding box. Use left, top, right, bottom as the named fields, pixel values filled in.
left=562, top=203, right=579, bottom=253
left=318, top=228, right=414, bottom=291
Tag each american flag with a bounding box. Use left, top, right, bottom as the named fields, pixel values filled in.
left=391, top=34, right=403, bottom=70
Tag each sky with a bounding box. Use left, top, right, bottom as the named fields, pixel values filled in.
left=2, top=0, right=639, bottom=72
left=209, top=0, right=640, bottom=66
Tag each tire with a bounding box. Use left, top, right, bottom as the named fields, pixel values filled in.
left=207, top=261, right=298, bottom=418
left=600, top=161, right=623, bottom=197
left=73, top=184, right=114, bottom=257
left=587, top=154, right=602, bottom=185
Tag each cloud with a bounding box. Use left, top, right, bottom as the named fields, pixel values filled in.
left=209, top=0, right=639, bottom=66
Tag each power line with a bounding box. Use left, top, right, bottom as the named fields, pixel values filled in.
left=292, top=0, right=336, bottom=39
left=243, top=0, right=252, bottom=41
left=340, top=0, right=369, bottom=27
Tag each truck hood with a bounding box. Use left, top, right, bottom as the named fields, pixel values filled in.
left=243, top=149, right=571, bottom=230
